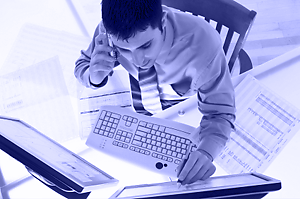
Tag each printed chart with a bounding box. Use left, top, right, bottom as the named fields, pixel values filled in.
left=215, top=75, right=300, bottom=174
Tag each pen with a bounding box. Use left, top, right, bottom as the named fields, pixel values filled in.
left=177, top=145, right=192, bottom=189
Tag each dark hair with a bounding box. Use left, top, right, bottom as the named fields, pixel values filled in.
left=101, top=0, right=163, bottom=41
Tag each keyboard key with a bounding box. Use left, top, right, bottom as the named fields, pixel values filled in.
left=142, top=143, right=147, bottom=148
left=159, top=126, right=165, bottom=132
left=134, top=135, right=141, bottom=141
left=104, top=131, right=108, bottom=136
left=150, top=130, right=156, bottom=135
left=145, top=150, right=150, bottom=155
left=157, top=147, right=162, bottom=153
left=176, top=148, right=181, bottom=153
left=146, top=123, right=153, bottom=128
left=96, top=121, right=102, bottom=128
left=162, top=156, right=168, bottom=161
left=123, top=115, right=128, bottom=120
left=106, top=112, right=111, bottom=117
left=139, top=121, right=147, bottom=127
left=152, top=146, right=157, bottom=151
left=129, top=146, right=135, bottom=151
left=103, top=121, right=108, bottom=126
left=165, top=134, right=171, bottom=139
left=120, top=137, right=125, bottom=142
left=110, top=128, right=116, bottom=133
left=152, top=153, right=157, bottom=158
left=152, top=124, right=159, bottom=130
left=161, top=143, right=166, bottom=148
left=94, top=128, right=99, bottom=134
left=155, top=131, right=161, bottom=136
left=170, top=135, right=175, bottom=140
left=168, top=157, right=173, bottom=162
left=166, top=140, right=171, bottom=145
left=146, top=144, right=152, bottom=150
left=108, top=133, right=114, bottom=138
left=174, top=159, right=181, bottom=165
left=132, top=140, right=142, bottom=147
left=133, top=118, right=138, bottom=124
left=107, top=122, right=112, bottom=127
left=115, top=135, right=121, bottom=140
left=176, top=137, right=180, bottom=142
left=128, top=117, right=133, bottom=122
left=138, top=126, right=151, bottom=133
left=161, top=132, right=166, bottom=138
left=152, top=135, right=157, bottom=140
left=127, top=132, right=133, bottom=138
left=172, top=151, right=177, bottom=157
left=123, top=144, right=128, bottom=149
left=113, top=140, right=118, bottom=146
left=167, top=150, right=172, bottom=156
left=112, top=124, right=117, bottom=128
left=177, top=153, right=183, bottom=159
left=136, top=130, right=147, bottom=137
left=161, top=138, right=166, bottom=143
left=146, top=134, right=152, bottom=139
left=171, top=146, right=176, bottom=151
left=162, top=149, right=167, bottom=154
left=100, top=111, right=106, bottom=119
left=151, top=140, right=156, bottom=145
left=114, top=119, right=119, bottom=123
left=146, top=139, right=151, bottom=144
left=99, top=130, right=104, bottom=135
left=141, top=137, right=146, bottom=142
left=171, top=141, right=176, bottom=146
left=104, top=116, right=110, bottom=121
left=156, top=142, right=162, bottom=147
left=125, top=138, right=131, bottom=143
left=111, top=113, right=120, bottom=119
left=125, top=121, right=131, bottom=127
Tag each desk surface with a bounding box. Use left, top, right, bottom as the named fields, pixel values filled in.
left=1, top=0, right=300, bottom=198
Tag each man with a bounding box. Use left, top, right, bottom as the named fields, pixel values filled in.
left=74, top=0, right=236, bottom=185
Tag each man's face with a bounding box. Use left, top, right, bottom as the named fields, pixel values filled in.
left=110, top=26, right=165, bottom=69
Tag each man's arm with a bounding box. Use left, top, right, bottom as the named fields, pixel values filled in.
left=195, top=47, right=236, bottom=160
left=177, top=47, right=236, bottom=185
left=74, top=23, right=118, bottom=89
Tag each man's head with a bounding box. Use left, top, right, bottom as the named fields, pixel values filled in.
left=101, top=0, right=167, bottom=69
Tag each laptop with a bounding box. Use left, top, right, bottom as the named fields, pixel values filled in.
left=0, top=116, right=118, bottom=197
left=109, top=172, right=281, bottom=199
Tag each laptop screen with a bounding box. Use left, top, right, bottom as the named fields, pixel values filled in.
left=0, top=116, right=118, bottom=193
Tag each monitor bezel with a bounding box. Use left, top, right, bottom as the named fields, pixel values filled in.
left=109, top=172, right=281, bottom=199
left=0, top=116, right=118, bottom=193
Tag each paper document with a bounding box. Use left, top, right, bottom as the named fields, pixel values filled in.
left=0, top=57, right=79, bottom=142
left=215, top=74, right=300, bottom=174
left=79, top=70, right=132, bottom=139
left=0, top=23, right=90, bottom=97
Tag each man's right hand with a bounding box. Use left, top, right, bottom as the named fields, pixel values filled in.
left=89, top=33, right=117, bottom=85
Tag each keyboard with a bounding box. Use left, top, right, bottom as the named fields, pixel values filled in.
left=86, top=105, right=196, bottom=177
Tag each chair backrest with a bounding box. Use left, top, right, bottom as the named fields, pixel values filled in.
left=162, top=0, right=257, bottom=72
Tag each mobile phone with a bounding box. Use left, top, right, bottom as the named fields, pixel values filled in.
left=107, top=34, right=117, bottom=59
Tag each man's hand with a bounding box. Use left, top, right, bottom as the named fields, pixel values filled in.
left=89, top=33, right=116, bottom=84
left=176, top=150, right=216, bottom=185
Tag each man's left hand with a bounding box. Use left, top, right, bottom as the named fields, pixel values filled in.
left=176, top=150, right=216, bottom=185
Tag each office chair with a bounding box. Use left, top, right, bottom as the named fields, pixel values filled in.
left=162, top=0, right=257, bottom=74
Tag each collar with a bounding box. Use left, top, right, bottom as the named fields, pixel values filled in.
left=155, top=12, right=174, bottom=65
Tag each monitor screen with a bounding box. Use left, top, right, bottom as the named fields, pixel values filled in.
left=110, top=173, right=281, bottom=199
left=0, top=116, right=118, bottom=193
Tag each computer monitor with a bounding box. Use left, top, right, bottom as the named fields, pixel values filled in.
left=109, top=172, right=281, bottom=199
left=0, top=116, right=118, bottom=198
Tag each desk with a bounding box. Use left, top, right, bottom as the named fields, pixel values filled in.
left=1, top=0, right=300, bottom=198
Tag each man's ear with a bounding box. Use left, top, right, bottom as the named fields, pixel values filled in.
left=161, top=12, right=168, bottom=29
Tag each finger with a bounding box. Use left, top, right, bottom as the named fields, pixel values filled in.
left=201, top=164, right=216, bottom=180
left=178, top=153, right=198, bottom=183
left=176, top=158, right=188, bottom=177
left=95, top=33, right=109, bottom=46
left=182, top=158, right=207, bottom=185
left=91, top=51, right=116, bottom=62
left=90, top=60, right=114, bottom=72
